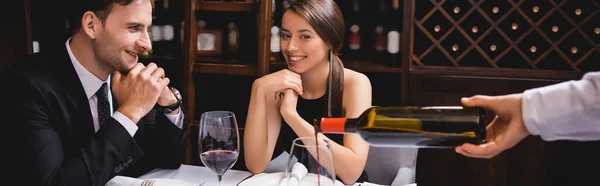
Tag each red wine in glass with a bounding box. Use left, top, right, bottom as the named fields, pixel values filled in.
left=315, top=133, right=321, bottom=186
left=198, top=111, right=240, bottom=186
left=200, top=150, right=239, bottom=177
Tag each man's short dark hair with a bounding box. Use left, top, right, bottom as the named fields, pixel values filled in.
left=67, top=0, right=136, bottom=35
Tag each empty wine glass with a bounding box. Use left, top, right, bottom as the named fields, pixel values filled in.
left=199, top=111, right=240, bottom=186
left=283, top=136, right=336, bottom=186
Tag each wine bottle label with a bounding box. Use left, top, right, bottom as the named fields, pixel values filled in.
left=270, top=26, right=280, bottom=52
left=350, top=25, right=360, bottom=50
left=33, top=41, right=40, bottom=53
left=162, top=25, right=174, bottom=41
left=151, top=25, right=163, bottom=41
left=387, top=30, right=400, bottom=54
left=228, top=23, right=239, bottom=52
left=319, top=118, right=347, bottom=134
left=229, top=31, right=238, bottom=45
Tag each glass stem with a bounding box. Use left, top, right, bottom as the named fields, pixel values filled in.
left=218, top=175, right=222, bottom=186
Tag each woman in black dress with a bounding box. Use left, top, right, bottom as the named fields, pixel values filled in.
left=244, top=0, right=372, bottom=184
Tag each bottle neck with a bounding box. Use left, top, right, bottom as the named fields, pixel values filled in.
left=318, top=117, right=361, bottom=134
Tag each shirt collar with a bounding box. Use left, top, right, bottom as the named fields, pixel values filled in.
left=65, top=37, right=110, bottom=99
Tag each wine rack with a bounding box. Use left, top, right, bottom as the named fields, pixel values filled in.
left=410, top=0, right=600, bottom=73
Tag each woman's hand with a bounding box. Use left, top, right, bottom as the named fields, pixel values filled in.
left=253, top=69, right=303, bottom=99
left=279, top=89, right=299, bottom=122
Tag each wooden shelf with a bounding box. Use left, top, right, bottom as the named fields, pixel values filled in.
left=193, top=57, right=256, bottom=75
left=270, top=60, right=403, bottom=73
left=139, top=55, right=179, bottom=61
left=195, top=2, right=256, bottom=12
left=410, top=66, right=584, bottom=80
left=344, top=60, right=403, bottom=73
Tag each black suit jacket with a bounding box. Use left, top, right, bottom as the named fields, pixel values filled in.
left=0, top=49, right=187, bottom=186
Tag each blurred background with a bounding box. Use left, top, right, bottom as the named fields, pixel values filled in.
left=2, top=0, right=599, bottom=185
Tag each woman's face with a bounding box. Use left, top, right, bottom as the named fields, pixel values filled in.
left=280, top=11, right=330, bottom=74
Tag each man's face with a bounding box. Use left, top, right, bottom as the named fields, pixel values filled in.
left=93, top=0, right=152, bottom=74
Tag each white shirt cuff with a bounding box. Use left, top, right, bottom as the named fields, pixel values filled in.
left=165, top=108, right=185, bottom=129
left=113, top=111, right=139, bottom=136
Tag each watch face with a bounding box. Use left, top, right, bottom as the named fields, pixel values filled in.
left=170, top=87, right=182, bottom=100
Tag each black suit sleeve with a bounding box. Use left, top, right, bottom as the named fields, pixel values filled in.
left=121, top=107, right=188, bottom=178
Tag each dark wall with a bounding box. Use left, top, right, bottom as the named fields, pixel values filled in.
left=0, top=0, right=30, bottom=72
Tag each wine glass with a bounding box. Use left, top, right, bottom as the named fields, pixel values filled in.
left=198, top=111, right=240, bottom=186
left=283, top=136, right=336, bottom=186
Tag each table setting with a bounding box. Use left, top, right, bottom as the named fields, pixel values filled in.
left=106, top=110, right=416, bottom=186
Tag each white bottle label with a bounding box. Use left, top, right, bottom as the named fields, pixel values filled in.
left=151, top=25, right=163, bottom=41
left=387, top=30, right=400, bottom=54
left=228, top=23, right=238, bottom=46
left=33, top=41, right=40, bottom=53
left=229, top=31, right=238, bottom=46
left=162, top=25, right=174, bottom=41
left=270, top=26, right=280, bottom=52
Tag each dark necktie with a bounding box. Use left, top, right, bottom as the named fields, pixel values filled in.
left=96, top=83, right=111, bottom=126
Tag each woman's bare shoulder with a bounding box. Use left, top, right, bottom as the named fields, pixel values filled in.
left=343, top=68, right=371, bottom=88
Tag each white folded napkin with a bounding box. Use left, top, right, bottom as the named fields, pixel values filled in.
left=278, top=162, right=308, bottom=186
left=350, top=182, right=387, bottom=186
left=105, top=176, right=194, bottom=186
left=351, top=182, right=416, bottom=186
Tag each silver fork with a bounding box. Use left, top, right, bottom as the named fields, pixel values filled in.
left=141, top=179, right=156, bottom=186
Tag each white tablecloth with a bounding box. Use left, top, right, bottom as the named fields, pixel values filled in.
left=137, top=164, right=253, bottom=186
left=133, top=164, right=413, bottom=186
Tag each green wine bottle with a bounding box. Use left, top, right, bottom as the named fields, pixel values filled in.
left=314, top=106, right=486, bottom=148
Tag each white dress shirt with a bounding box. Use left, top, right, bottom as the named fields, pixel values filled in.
left=65, top=38, right=184, bottom=136
left=522, top=71, right=600, bottom=141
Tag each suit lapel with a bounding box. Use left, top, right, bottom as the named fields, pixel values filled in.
left=55, top=49, right=96, bottom=136
left=109, top=74, right=120, bottom=111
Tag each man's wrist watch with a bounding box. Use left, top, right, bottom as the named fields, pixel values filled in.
left=161, top=87, right=182, bottom=114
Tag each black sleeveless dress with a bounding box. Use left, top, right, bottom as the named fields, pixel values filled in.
left=272, top=93, right=369, bottom=183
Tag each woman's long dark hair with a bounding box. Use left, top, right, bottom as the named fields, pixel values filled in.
left=285, top=0, right=346, bottom=117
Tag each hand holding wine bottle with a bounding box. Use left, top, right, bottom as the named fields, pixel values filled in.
left=455, top=94, right=531, bottom=159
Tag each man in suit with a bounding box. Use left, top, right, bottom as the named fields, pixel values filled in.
left=455, top=71, right=600, bottom=158
left=0, top=0, right=187, bottom=185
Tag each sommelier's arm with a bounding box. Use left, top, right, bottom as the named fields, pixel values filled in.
left=522, top=71, right=600, bottom=141
left=280, top=71, right=372, bottom=185
left=456, top=71, right=600, bottom=159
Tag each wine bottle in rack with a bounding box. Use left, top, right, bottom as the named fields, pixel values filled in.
left=352, top=0, right=360, bottom=13
left=374, top=26, right=386, bottom=53
left=386, top=0, right=401, bottom=67
left=373, top=0, right=388, bottom=65
left=349, top=25, right=361, bottom=51
left=270, top=26, right=281, bottom=62
left=228, top=22, right=240, bottom=55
